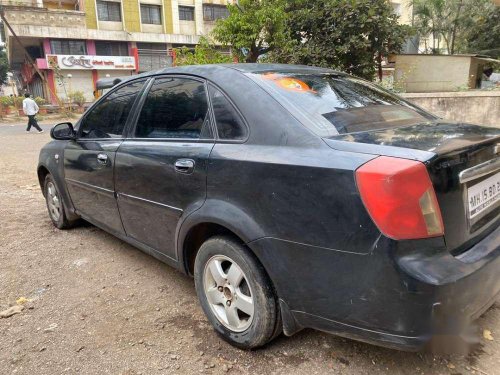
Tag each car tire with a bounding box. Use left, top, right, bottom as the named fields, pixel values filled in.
left=44, top=174, right=76, bottom=229
left=194, top=235, right=281, bottom=349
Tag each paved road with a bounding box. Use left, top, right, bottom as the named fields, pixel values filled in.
left=0, top=122, right=53, bottom=135
left=0, top=124, right=498, bottom=375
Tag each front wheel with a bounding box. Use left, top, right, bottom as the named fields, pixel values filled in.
left=194, top=235, right=281, bottom=349
left=44, top=174, right=76, bottom=229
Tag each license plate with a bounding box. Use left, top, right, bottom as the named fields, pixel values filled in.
left=467, top=171, right=500, bottom=219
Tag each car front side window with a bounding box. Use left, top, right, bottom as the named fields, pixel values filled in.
left=134, top=77, right=212, bottom=139
left=79, top=79, right=146, bottom=139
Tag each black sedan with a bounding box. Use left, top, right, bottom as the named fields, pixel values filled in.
left=38, top=64, right=500, bottom=351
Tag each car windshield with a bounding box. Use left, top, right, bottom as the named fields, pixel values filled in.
left=248, top=71, right=436, bottom=137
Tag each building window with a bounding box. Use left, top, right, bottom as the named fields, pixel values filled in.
left=95, top=41, right=129, bottom=56
left=97, top=0, right=122, bottom=22
left=137, top=43, right=172, bottom=72
left=203, top=4, right=229, bottom=21
left=178, top=5, right=194, bottom=21
left=50, top=40, right=87, bottom=55
left=391, top=2, right=402, bottom=17
left=140, top=4, right=162, bottom=25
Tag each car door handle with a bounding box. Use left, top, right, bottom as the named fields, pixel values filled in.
left=97, top=153, right=108, bottom=165
left=174, top=159, right=195, bottom=174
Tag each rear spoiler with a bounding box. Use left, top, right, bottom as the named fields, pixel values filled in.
left=95, top=76, right=128, bottom=90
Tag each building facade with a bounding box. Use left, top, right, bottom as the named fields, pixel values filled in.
left=3, top=0, right=230, bottom=103
left=390, top=0, right=412, bottom=25
left=4, top=0, right=421, bottom=104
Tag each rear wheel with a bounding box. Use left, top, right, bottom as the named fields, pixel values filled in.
left=194, top=235, right=280, bottom=349
left=44, top=174, right=76, bottom=229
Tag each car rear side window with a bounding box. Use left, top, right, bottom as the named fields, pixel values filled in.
left=79, top=79, right=145, bottom=139
left=209, top=84, right=247, bottom=141
left=248, top=72, right=435, bottom=137
left=135, top=77, right=212, bottom=139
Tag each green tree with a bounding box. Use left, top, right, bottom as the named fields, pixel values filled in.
left=412, top=0, right=494, bottom=55
left=211, top=0, right=289, bottom=63
left=270, top=0, right=411, bottom=80
left=68, top=91, right=86, bottom=107
left=0, top=49, right=9, bottom=86
left=174, top=36, right=233, bottom=66
left=412, top=0, right=446, bottom=53
left=463, top=5, right=500, bottom=58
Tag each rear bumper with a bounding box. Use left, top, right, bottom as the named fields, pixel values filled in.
left=250, top=225, right=500, bottom=351
left=398, top=225, right=500, bottom=338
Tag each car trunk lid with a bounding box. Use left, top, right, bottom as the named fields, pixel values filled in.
left=324, top=122, right=500, bottom=254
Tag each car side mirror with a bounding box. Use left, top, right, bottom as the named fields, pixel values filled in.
left=51, top=122, right=75, bottom=140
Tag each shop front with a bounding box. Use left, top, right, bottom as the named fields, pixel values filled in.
left=38, top=54, right=137, bottom=104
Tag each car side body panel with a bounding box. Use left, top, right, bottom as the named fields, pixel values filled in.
left=64, top=139, right=125, bottom=234
left=205, top=144, right=378, bottom=252
left=115, top=140, right=215, bottom=261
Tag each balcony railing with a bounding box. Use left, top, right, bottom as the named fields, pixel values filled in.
left=1, top=4, right=85, bottom=29
left=0, top=0, right=79, bottom=9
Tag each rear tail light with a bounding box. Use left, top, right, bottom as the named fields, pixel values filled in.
left=355, top=156, right=444, bottom=240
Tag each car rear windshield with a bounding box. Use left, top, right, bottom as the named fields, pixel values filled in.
left=248, top=71, right=435, bottom=137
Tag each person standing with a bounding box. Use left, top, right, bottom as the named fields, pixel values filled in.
left=22, top=93, right=43, bottom=133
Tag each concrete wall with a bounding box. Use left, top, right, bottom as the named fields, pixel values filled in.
left=9, top=23, right=203, bottom=44
left=395, top=55, right=474, bottom=93
left=401, top=91, right=500, bottom=127
left=179, top=20, right=196, bottom=35
left=122, top=0, right=142, bottom=32
left=4, top=7, right=86, bottom=28
left=98, top=20, right=124, bottom=31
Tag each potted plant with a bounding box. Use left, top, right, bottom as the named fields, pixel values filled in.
left=35, top=96, right=48, bottom=114
left=12, top=96, right=24, bottom=116
left=0, top=97, right=5, bottom=116
left=68, top=91, right=86, bottom=113
left=0, top=96, right=13, bottom=115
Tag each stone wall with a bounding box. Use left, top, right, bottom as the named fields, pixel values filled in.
left=401, top=91, right=500, bottom=127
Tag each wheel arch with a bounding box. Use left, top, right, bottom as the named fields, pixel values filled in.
left=177, top=199, right=266, bottom=276
left=178, top=203, right=287, bottom=340
left=37, top=165, right=50, bottom=196
left=181, top=222, right=241, bottom=276
left=37, top=162, right=79, bottom=221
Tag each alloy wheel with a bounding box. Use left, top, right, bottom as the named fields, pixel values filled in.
left=46, top=181, right=61, bottom=222
left=203, top=255, right=255, bottom=332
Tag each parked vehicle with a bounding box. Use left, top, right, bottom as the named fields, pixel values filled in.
left=38, top=64, right=500, bottom=351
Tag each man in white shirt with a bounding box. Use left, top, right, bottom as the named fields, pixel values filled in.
left=22, top=93, right=43, bottom=133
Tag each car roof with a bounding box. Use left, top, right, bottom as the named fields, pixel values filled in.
left=220, top=63, right=344, bottom=75
left=155, top=63, right=344, bottom=75
left=96, top=64, right=346, bottom=90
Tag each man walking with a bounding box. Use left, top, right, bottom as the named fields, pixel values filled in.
left=22, top=93, right=43, bottom=133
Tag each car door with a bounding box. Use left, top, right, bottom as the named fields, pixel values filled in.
left=64, top=79, right=147, bottom=234
left=114, top=76, right=215, bottom=260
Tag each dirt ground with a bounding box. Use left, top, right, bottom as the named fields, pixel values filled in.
left=0, top=121, right=498, bottom=375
